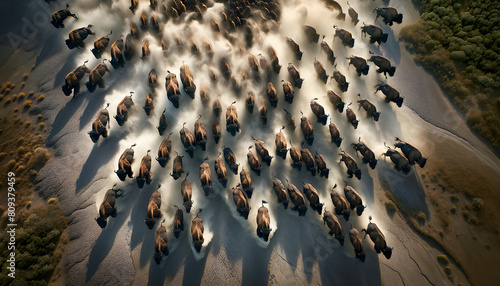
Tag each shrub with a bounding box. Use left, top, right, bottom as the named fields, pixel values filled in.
left=471, top=197, right=484, bottom=210
left=24, top=100, right=32, bottom=108
left=451, top=206, right=457, bottom=214
left=437, top=254, right=449, bottom=265
left=385, top=200, right=397, bottom=214
left=38, top=94, right=45, bottom=101
left=28, top=90, right=34, bottom=97
left=23, top=73, right=29, bottom=80
left=444, top=266, right=452, bottom=275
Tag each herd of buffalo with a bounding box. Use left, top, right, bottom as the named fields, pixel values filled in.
left=52, top=0, right=426, bottom=265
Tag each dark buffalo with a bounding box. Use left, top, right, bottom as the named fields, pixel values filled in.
left=180, top=122, right=196, bottom=157
left=247, top=146, right=262, bottom=176
left=66, top=25, right=95, bottom=49
left=323, top=210, right=343, bottom=241
left=214, top=153, right=228, bottom=187
left=374, top=7, right=403, bottom=26
left=86, top=61, right=110, bottom=93
left=310, top=98, right=328, bottom=125
left=333, top=25, right=354, bottom=48
left=300, top=111, right=314, bottom=145
left=357, top=95, right=380, bottom=121
left=284, top=109, right=296, bottom=130
left=332, top=69, right=349, bottom=92
left=260, top=102, right=267, bottom=124
left=148, top=69, right=159, bottom=90
left=303, top=183, right=324, bottom=215
left=339, top=150, right=361, bottom=179
left=226, top=102, right=240, bottom=135
left=156, top=132, right=172, bottom=167
left=362, top=217, right=393, bottom=259
left=272, top=177, right=289, bottom=209
left=173, top=206, right=184, bottom=238
left=275, top=126, right=288, bottom=159
left=331, top=184, right=351, bottom=220
left=289, top=141, right=302, bottom=170
left=266, top=82, right=278, bottom=107
left=191, top=210, right=204, bottom=252
left=95, top=184, right=122, bottom=228
left=394, top=138, right=427, bottom=168
left=301, top=146, right=317, bottom=176
left=361, top=23, right=388, bottom=45
left=170, top=151, right=184, bottom=180
left=352, top=137, right=378, bottom=169
left=115, top=144, right=135, bottom=181
left=194, top=115, right=208, bottom=151
left=344, top=182, right=366, bottom=215
left=286, top=37, right=303, bottom=61
left=375, top=81, right=404, bottom=107
left=223, top=146, right=239, bottom=175
left=304, top=25, right=320, bottom=43
left=347, top=2, right=359, bottom=25
left=232, top=185, right=250, bottom=219
left=329, top=119, right=343, bottom=147
left=154, top=221, right=169, bottom=264
left=89, top=104, right=110, bottom=143
left=347, top=56, right=369, bottom=76
left=383, top=143, right=411, bottom=174
left=256, top=201, right=272, bottom=242
left=327, top=90, right=345, bottom=113
left=253, top=137, right=273, bottom=166
left=181, top=173, right=193, bottom=213
left=321, top=37, right=336, bottom=65
left=245, top=92, right=255, bottom=113
left=199, top=159, right=212, bottom=196
left=62, top=60, right=91, bottom=96
left=282, top=80, right=294, bottom=104
left=349, top=226, right=365, bottom=259
left=212, top=121, right=221, bottom=144
left=315, top=151, right=330, bottom=178
left=240, top=168, right=254, bottom=198
left=345, top=104, right=359, bottom=129
left=180, top=64, right=196, bottom=98
left=369, top=53, right=396, bottom=78
left=51, top=4, right=77, bottom=28
left=157, top=109, right=167, bottom=136
left=287, top=63, right=304, bottom=88
left=145, top=186, right=162, bottom=229
left=136, top=150, right=152, bottom=189
left=143, top=93, right=154, bottom=116
left=314, top=59, right=329, bottom=84
left=285, top=179, right=307, bottom=216
left=115, top=92, right=134, bottom=126
left=165, top=71, right=181, bottom=108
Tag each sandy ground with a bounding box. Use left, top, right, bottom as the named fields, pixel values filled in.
left=1, top=0, right=499, bottom=285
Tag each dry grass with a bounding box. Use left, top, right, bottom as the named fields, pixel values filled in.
left=38, top=94, right=45, bottom=101
left=24, top=100, right=32, bottom=108
left=437, top=254, right=449, bottom=265
left=385, top=200, right=397, bottom=214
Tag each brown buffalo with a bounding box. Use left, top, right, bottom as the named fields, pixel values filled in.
left=253, top=137, right=273, bottom=166
left=333, top=25, right=354, bottom=48
left=199, top=158, right=212, bottom=196
left=141, top=39, right=150, bottom=58
left=332, top=69, right=349, bottom=92
left=173, top=206, right=184, bottom=238
left=383, top=143, right=411, bottom=174
left=349, top=226, right=365, bottom=259
left=191, top=210, right=204, bottom=252
left=247, top=146, right=262, bottom=176
left=124, top=34, right=135, bottom=60
left=362, top=217, right=393, bottom=259
left=286, top=37, right=303, bottom=60
left=321, top=37, right=336, bottom=65
left=275, top=126, right=288, bottom=159
left=369, top=53, right=396, bottom=78
left=331, top=184, right=351, bottom=219
left=289, top=141, right=302, bottom=170
left=89, top=104, right=110, bottom=143
left=394, top=138, right=427, bottom=168
left=301, top=146, right=317, bottom=176
left=352, top=137, right=378, bottom=169
left=375, top=81, right=403, bottom=107
left=214, top=153, right=228, bottom=187
left=220, top=57, right=231, bottom=79
left=327, top=90, right=345, bottom=113
left=300, top=111, right=314, bottom=145
left=143, top=93, right=154, bottom=116
left=374, top=7, right=403, bottom=26
left=344, top=182, right=366, bottom=216
left=259, top=54, right=272, bottom=79
left=180, top=122, right=196, bottom=157
left=148, top=69, right=158, bottom=90
left=329, top=119, right=343, bottom=147
left=62, top=60, right=91, bottom=96
left=194, top=115, right=208, bottom=151
left=130, top=0, right=138, bottom=14
left=268, top=47, right=281, bottom=74
left=145, top=186, right=162, bottom=229
left=86, top=60, right=109, bottom=93
left=156, top=132, right=173, bottom=167
left=154, top=221, right=169, bottom=264
left=357, top=95, right=380, bottom=121
left=223, top=146, right=239, bottom=175
left=339, top=150, right=361, bottom=179
left=136, top=150, right=152, bottom=189
left=166, top=71, right=181, bottom=108
left=232, top=185, right=250, bottom=219
left=200, top=86, right=210, bottom=104
left=310, top=98, right=328, bottom=125
left=287, top=63, right=304, bottom=88
left=170, top=151, right=184, bottom=180
left=303, top=182, right=324, bottom=214
left=213, top=99, right=222, bottom=117
left=65, top=25, right=95, bottom=49
left=323, top=210, right=343, bottom=241
left=314, top=59, right=329, bottom=84
left=110, top=36, right=125, bottom=69
left=226, top=101, right=240, bottom=136
left=95, top=184, right=122, bottom=228
left=361, top=23, right=388, bottom=45
left=157, top=109, right=167, bottom=135
left=246, top=92, right=255, bottom=113
left=140, top=10, right=148, bottom=29
left=180, top=64, right=196, bottom=98
left=266, top=82, right=278, bottom=107
left=212, top=121, right=221, bottom=144
left=259, top=101, right=267, bottom=124
left=304, top=25, right=320, bottom=43
left=115, top=144, right=135, bottom=181
left=256, top=201, right=272, bottom=241
left=284, top=109, right=296, bottom=130
left=240, top=168, right=254, bottom=198
left=180, top=173, right=193, bottom=213
left=282, top=80, right=294, bottom=104
left=347, top=55, right=369, bottom=76
left=345, top=104, right=359, bottom=129
left=91, top=31, right=112, bottom=59
left=347, top=2, right=359, bottom=25
left=51, top=4, right=77, bottom=28
left=285, top=179, right=307, bottom=216
left=272, top=177, right=289, bottom=209
left=115, top=92, right=134, bottom=126
left=314, top=151, right=330, bottom=178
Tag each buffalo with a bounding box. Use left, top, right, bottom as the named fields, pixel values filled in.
left=180, top=122, right=196, bottom=157
left=256, top=201, right=272, bottom=242
left=115, top=92, right=134, bottom=126
left=352, top=137, right=378, bottom=169
left=204, top=41, right=214, bottom=59
left=214, top=153, right=228, bottom=187
left=321, top=37, right=336, bottom=65
left=282, top=80, right=294, bottom=104
left=374, top=7, right=403, bottom=26
left=345, top=103, right=359, bottom=129
left=95, top=184, right=122, bottom=228
left=223, top=146, right=239, bottom=175
left=143, top=93, right=154, bottom=116
left=148, top=69, right=159, bottom=91
left=300, top=111, right=314, bottom=145
left=130, top=0, right=138, bottom=14
left=331, top=184, right=351, bottom=220
left=259, top=54, right=272, bottom=80
left=200, top=86, right=210, bottom=104
left=344, top=182, right=366, bottom=215
left=220, top=57, right=231, bottom=79
left=173, top=206, right=184, bottom=238
left=232, top=185, right=251, bottom=219
left=253, top=137, right=273, bottom=166
left=347, top=2, right=359, bottom=25
left=349, top=226, right=365, bottom=259
left=333, top=25, right=354, bottom=48
left=286, top=37, right=303, bottom=61
left=86, top=60, right=110, bottom=93
left=284, top=109, right=296, bottom=130
left=266, top=82, right=278, bottom=107
left=140, top=10, right=148, bottom=30
left=314, top=59, right=329, bottom=84
left=310, top=98, right=328, bottom=125
left=323, top=210, right=343, bottom=241
left=153, top=221, right=169, bottom=264
left=339, top=150, right=361, bottom=179
left=323, top=0, right=346, bottom=20
left=141, top=40, right=150, bottom=59
left=272, top=177, right=289, bottom=209
left=289, top=141, right=302, bottom=170
left=157, top=109, right=167, bottom=136
left=170, top=151, right=184, bottom=180
left=383, top=143, right=411, bottom=174
left=191, top=210, right=205, bottom=252
left=247, top=146, right=262, bottom=176
left=315, top=151, right=330, bottom=178
left=303, top=183, right=324, bottom=214
left=240, top=168, right=254, bottom=198
left=156, top=132, right=173, bottom=167
left=357, top=95, right=380, bottom=121
left=89, top=104, right=110, bottom=143
left=304, top=25, right=320, bottom=43
left=362, top=217, right=393, bottom=259
left=199, top=158, right=212, bottom=196
left=180, top=64, right=196, bottom=98
left=268, top=47, right=281, bottom=74
left=375, top=81, right=404, bottom=107
left=275, top=126, right=288, bottom=159
left=124, top=34, right=135, bottom=60
left=65, top=25, right=95, bottom=49
left=394, top=138, right=427, bottom=168
left=285, top=179, right=307, bottom=216
left=248, top=54, right=260, bottom=78
left=166, top=71, right=181, bottom=108
left=327, top=90, right=345, bottom=113
left=51, top=4, right=77, bottom=28
left=150, top=15, right=162, bottom=35
left=91, top=31, right=112, bottom=59
left=213, top=99, right=222, bottom=118
left=212, top=121, right=221, bottom=144
left=194, top=115, right=208, bottom=151
left=115, top=144, right=135, bottom=181
left=145, top=186, right=162, bottom=229
left=259, top=102, right=267, bottom=124
left=347, top=56, right=369, bottom=76
left=180, top=173, right=193, bottom=213
left=329, top=119, right=343, bottom=147
left=136, top=150, right=152, bottom=189
left=301, top=146, right=317, bottom=176
left=332, top=69, right=349, bottom=92
left=287, top=63, right=304, bottom=88
left=110, top=36, right=125, bottom=69
left=226, top=101, right=241, bottom=136
left=245, top=92, right=255, bottom=113
left=361, top=23, right=388, bottom=45
left=369, top=53, right=396, bottom=78
left=62, top=60, right=91, bottom=96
